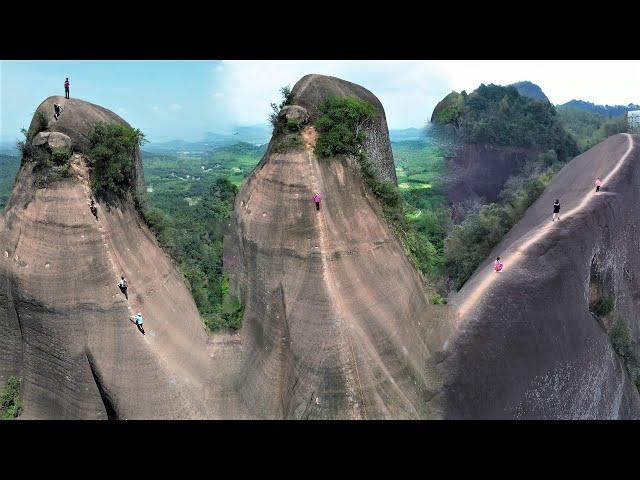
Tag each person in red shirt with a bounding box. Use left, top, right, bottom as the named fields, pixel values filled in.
left=64, top=78, right=70, bottom=99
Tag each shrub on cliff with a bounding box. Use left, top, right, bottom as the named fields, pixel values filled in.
left=314, top=96, right=377, bottom=157
left=87, top=123, right=146, bottom=196
left=0, top=376, right=22, bottom=420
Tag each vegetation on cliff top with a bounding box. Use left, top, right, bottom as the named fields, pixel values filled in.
left=88, top=123, right=146, bottom=196
left=314, top=95, right=443, bottom=282
left=433, top=84, right=579, bottom=161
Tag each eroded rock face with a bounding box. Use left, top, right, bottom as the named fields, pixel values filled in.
left=442, top=134, right=640, bottom=418
left=446, top=143, right=536, bottom=222
left=32, top=131, right=72, bottom=151
left=226, top=74, right=446, bottom=419
left=0, top=99, right=248, bottom=419
left=290, top=74, right=397, bottom=184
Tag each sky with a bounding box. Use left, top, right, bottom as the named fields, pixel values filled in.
left=1, top=60, right=639, bottom=143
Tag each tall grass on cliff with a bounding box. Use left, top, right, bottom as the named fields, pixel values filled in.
left=87, top=123, right=146, bottom=196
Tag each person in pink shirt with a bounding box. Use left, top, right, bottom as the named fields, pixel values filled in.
left=313, top=192, right=321, bottom=211
left=494, top=256, right=504, bottom=272
left=64, top=78, right=70, bottom=99
left=595, top=177, right=602, bottom=192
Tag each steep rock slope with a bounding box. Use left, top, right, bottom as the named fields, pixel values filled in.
left=226, top=75, right=446, bottom=419
left=441, top=133, right=640, bottom=418
left=0, top=98, right=247, bottom=419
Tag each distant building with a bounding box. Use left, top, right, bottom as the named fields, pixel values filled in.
left=629, top=110, right=640, bottom=133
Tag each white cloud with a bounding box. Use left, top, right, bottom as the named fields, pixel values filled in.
left=151, top=106, right=160, bottom=112
left=169, top=103, right=183, bottom=110
left=214, top=60, right=640, bottom=129
left=215, top=60, right=450, bottom=129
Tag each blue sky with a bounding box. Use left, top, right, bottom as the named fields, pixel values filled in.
left=2, top=60, right=639, bottom=143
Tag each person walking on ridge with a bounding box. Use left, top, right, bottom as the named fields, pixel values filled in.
left=494, top=256, right=504, bottom=272
left=64, top=78, right=70, bottom=99
left=118, top=276, right=128, bottom=300
left=552, top=199, right=561, bottom=222
left=595, top=177, right=602, bottom=193
left=313, top=192, right=321, bottom=211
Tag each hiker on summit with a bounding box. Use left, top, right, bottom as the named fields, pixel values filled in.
left=64, top=78, right=70, bottom=99
left=132, top=313, right=145, bottom=335
left=494, top=256, right=504, bottom=273
left=313, top=192, right=322, bottom=211
left=595, top=177, right=602, bottom=192
left=118, top=276, right=128, bottom=300
left=552, top=199, right=561, bottom=222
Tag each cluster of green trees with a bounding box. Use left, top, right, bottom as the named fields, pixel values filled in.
left=557, top=106, right=629, bottom=152
left=87, top=123, right=146, bottom=196
left=0, top=376, right=22, bottom=419
left=449, top=84, right=579, bottom=161
left=137, top=176, right=243, bottom=331
left=445, top=150, right=561, bottom=289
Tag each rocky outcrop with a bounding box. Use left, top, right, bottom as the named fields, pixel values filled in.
left=0, top=99, right=248, bottom=419
left=226, top=74, right=443, bottom=418
left=290, top=74, right=397, bottom=184
left=278, top=105, right=310, bottom=127
left=442, top=134, right=640, bottom=418
left=510, top=81, right=549, bottom=102
left=29, top=96, right=145, bottom=193
left=31, top=131, right=72, bottom=151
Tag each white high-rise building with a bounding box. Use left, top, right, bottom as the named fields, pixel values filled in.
left=629, top=110, right=640, bottom=133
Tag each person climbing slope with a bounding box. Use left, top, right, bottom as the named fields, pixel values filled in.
left=132, top=312, right=145, bottom=335
left=118, top=276, right=128, bottom=300
left=494, top=256, right=504, bottom=273
left=313, top=192, right=321, bottom=211
left=552, top=199, right=561, bottom=222
left=64, top=78, right=70, bottom=99
left=595, top=177, right=602, bottom=192
left=53, top=103, right=62, bottom=120
left=88, top=199, right=98, bottom=220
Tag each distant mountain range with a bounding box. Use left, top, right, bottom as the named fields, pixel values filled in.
left=511, top=81, right=550, bottom=102
left=557, top=100, right=640, bottom=117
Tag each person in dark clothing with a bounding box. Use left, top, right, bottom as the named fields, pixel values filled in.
left=552, top=199, right=561, bottom=222
left=64, top=78, right=70, bottom=99
left=118, top=276, right=128, bottom=300
left=88, top=199, right=98, bottom=220
left=53, top=103, right=62, bottom=120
